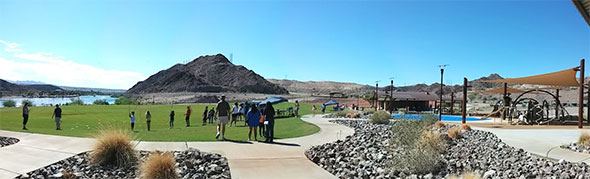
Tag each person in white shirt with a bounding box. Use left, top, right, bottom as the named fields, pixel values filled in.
left=230, top=102, right=239, bottom=127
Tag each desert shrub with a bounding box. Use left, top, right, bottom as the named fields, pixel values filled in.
left=115, top=96, right=139, bottom=105
left=449, top=171, right=482, bottom=179
left=21, top=99, right=34, bottom=107
left=392, top=130, right=448, bottom=174
left=90, top=129, right=137, bottom=167
left=345, top=113, right=359, bottom=118
left=579, top=132, right=590, bottom=146
left=420, top=114, right=439, bottom=126
left=61, top=169, right=76, bottom=179
left=70, top=98, right=84, bottom=105
left=2, top=100, right=16, bottom=107
left=93, top=99, right=109, bottom=105
left=448, top=127, right=462, bottom=139
left=370, top=110, right=391, bottom=124
left=435, top=121, right=445, bottom=128
left=461, top=124, right=472, bottom=131
left=141, top=151, right=178, bottom=179
left=363, top=108, right=376, bottom=114
left=391, top=119, right=428, bottom=147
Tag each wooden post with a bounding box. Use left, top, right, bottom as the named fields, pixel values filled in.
left=556, top=89, right=560, bottom=119
left=503, top=83, right=507, bottom=121
left=580, top=59, right=585, bottom=129
left=449, top=91, right=455, bottom=115
left=462, top=77, right=467, bottom=124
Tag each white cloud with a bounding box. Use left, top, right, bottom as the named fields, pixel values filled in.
left=0, top=40, right=145, bottom=89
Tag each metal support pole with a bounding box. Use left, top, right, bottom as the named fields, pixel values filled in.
left=462, top=77, right=467, bottom=124
left=440, top=68, right=444, bottom=120
left=375, top=83, right=379, bottom=111
left=579, top=59, right=585, bottom=129
left=390, top=80, right=394, bottom=114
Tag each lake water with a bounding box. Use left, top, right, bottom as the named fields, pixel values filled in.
left=0, top=95, right=118, bottom=107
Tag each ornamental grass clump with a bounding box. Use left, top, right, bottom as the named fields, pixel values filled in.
left=140, top=151, right=178, bottom=179
left=370, top=110, right=391, bottom=124
left=90, top=129, right=138, bottom=167
left=448, top=127, right=462, bottom=139
left=578, top=132, right=590, bottom=146
left=449, top=171, right=482, bottom=179
left=461, top=124, right=472, bottom=131
left=435, top=121, right=445, bottom=128
left=391, top=129, right=448, bottom=174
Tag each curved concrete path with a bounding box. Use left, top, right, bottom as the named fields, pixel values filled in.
left=0, top=115, right=354, bottom=179
left=474, top=127, right=590, bottom=163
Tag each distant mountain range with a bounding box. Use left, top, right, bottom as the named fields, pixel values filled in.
left=127, top=54, right=288, bottom=94
left=0, top=79, right=126, bottom=95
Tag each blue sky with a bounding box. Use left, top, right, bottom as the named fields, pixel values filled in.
left=0, top=0, right=588, bottom=89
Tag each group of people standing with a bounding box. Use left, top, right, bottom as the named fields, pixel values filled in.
left=19, top=95, right=282, bottom=143
left=213, top=96, right=277, bottom=142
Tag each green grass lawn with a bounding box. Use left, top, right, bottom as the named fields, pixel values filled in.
left=0, top=102, right=319, bottom=141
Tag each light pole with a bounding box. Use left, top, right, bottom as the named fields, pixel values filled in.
left=375, top=81, right=380, bottom=110
left=390, top=78, right=394, bottom=114
left=438, top=64, right=449, bottom=120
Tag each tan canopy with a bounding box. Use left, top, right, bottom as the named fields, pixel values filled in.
left=483, top=67, right=580, bottom=87
left=475, top=87, right=525, bottom=94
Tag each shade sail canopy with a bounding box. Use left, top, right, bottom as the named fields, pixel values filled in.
left=483, top=67, right=580, bottom=87
left=573, top=0, right=590, bottom=26
left=324, top=100, right=339, bottom=106
left=258, top=97, right=288, bottom=105
left=475, top=87, right=525, bottom=94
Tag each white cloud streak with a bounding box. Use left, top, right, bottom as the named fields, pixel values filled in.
left=0, top=40, right=145, bottom=89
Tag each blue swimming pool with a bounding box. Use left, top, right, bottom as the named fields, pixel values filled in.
left=392, top=114, right=490, bottom=121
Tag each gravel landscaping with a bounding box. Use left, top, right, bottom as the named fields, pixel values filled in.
left=0, top=136, right=19, bottom=147
left=306, top=119, right=590, bottom=178
left=15, top=148, right=231, bottom=179
left=561, top=142, right=590, bottom=154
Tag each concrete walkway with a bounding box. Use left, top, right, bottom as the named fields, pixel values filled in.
left=475, top=127, right=590, bottom=163
left=0, top=115, right=354, bottom=179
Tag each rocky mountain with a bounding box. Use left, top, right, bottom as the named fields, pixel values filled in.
left=0, top=79, right=63, bottom=94
left=267, top=79, right=374, bottom=95
left=127, top=54, right=288, bottom=94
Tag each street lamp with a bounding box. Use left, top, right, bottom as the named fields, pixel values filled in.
left=438, top=64, right=449, bottom=120
left=390, top=77, right=394, bottom=114
left=375, top=81, right=380, bottom=110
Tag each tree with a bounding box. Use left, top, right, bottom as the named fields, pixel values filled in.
left=2, top=100, right=16, bottom=107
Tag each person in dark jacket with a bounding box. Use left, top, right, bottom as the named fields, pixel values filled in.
left=22, top=102, right=30, bottom=130
left=51, top=104, right=62, bottom=130
left=202, top=106, right=209, bottom=125
left=263, top=102, right=276, bottom=143
left=169, top=110, right=175, bottom=129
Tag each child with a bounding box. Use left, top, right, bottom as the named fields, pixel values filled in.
left=208, top=108, right=215, bottom=124
left=169, top=110, right=175, bottom=129
left=129, top=111, right=136, bottom=131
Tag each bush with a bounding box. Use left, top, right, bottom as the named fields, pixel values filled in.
left=461, top=124, right=472, bottom=131
left=93, top=99, right=109, bottom=105
left=115, top=96, right=139, bottom=105
left=2, top=100, right=16, bottom=107
left=579, top=132, right=590, bottom=146
left=141, top=151, right=178, bottom=179
left=435, top=121, right=445, bottom=128
left=61, top=169, right=76, bottom=179
left=90, top=129, right=137, bottom=167
left=448, top=127, right=462, bottom=139
left=70, top=98, right=85, bottom=105
left=450, top=171, right=481, bottom=179
left=21, top=99, right=34, bottom=107
left=370, top=110, right=390, bottom=124
left=392, top=130, right=448, bottom=174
